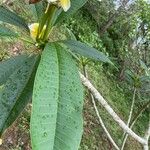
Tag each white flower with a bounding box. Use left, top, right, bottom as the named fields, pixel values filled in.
left=0, top=139, right=2, bottom=145
left=47, top=0, right=71, bottom=12
left=29, top=23, right=46, bottom=41
left=47, top=0, right=57, bottom=2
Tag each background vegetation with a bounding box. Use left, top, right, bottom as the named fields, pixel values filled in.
left=0, top=0, right=149, bottom=149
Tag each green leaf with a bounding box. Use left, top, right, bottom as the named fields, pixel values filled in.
left=35, top=2, right=45, bottom=21
left=0, top=6, right=29, bottom=31
left=31, top=43, right=83, bottom=150
left=0, top=55, right=29, bottom=85
left=29, top=2, right=45, bottom=21
left=49, top=25, right=76, bottom=42
left=56, top=0, right=88, bottom=23
left=62, top=40, right=113, bottom=64
left=0, top=25, right=18, bottom=37
left=0, top=55, right=39, bottom=136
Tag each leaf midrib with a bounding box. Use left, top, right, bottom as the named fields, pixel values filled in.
left=52, top=44, right=60, bottom=150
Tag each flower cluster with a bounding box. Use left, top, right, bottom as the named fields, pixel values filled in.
left=47, top=0, right=71, bottom=12
left=29, top=0, right=71, bottom=41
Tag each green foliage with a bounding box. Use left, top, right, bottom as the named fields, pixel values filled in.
left=34, top=2, right=45, bottom=21
left=0, top=0, right=149, bottom=149
left=0, top=55, right=28, bottom=85
left=0, top=25, right=18, bottom=37
left=31, top=43, right=83, bottom=150
left=0, top=55, right=39, bottom=136
left=66, top=10, right=103, bottom=47
left=0, top=6, right=29, bottom=31
left=62, top=40, right=112, bottom=64
left=65, top=10, right=109, bottom=64
left=57, top=0, right=88, bottom=23
left=0, top=1, right=105, bottom=149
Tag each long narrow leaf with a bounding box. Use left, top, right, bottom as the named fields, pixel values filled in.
left=0, top=55, right=39, bottom=136
left=1, top=55, right=40, bottom=134
left=31, top=43, right=83, bottom=150
left=0, top=6, right=29, bottom=31
left=54, top=44, right=84, bottom=150
left=35, top=2, right=44, bottom=21
left=62, top=40, right=113, bottom=64
left=0, top=55, right=28, bottom=85
left=31, top=43, right=59, bottom=150
left=0, top=25, right=18, bottom=37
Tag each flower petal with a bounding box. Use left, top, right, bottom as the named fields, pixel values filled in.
left=47, top=0, right=57, bottom=3
left=60, top=0, right=71, bottom=12
left=29, top=23, right=39, bottom=40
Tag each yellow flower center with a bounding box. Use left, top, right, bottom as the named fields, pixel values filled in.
left=29, top=23, right=46, bottom=41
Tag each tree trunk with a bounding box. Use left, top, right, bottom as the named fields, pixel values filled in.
left=99, top=0, right=130, bottom=35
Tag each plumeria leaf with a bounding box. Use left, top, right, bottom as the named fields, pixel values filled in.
left=0, top=55, right=40, bottom=136
left=62, top=40, right=113, bottom=64
left=0, top=25, right=18, bottom=37
left=0, top=5, right=29, bottom=31
left=31, top=43, right=83, bottom=150
left=35, top=1, right=45, bottom=20
left=0, top=55, right=29, bottom=85
left=49, top=25, right=76, bottom=42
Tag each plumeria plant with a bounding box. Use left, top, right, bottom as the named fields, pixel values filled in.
left=0, top=0, right=112, bottom=149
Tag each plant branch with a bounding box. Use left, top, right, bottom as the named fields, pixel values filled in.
left=42, top=5, right=57, bottom=41
left=121, top=101, right=150, bottom=150
left=99, top=0, right=131, bottom=35
left=91, top=93, right=120, bottom=150
left=130, top=101, right=150, bottom=127
left=121, top=87, right=136, bottom=149
left=126, top=88, right=136, bottom=127
left=79, top=72, right=147, bottom=146
left=143, top=120, right=150, bottom=150
left=82, top=65, right=120, bottom=150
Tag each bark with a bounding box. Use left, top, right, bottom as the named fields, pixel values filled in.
left=143, top=120, right=150, bottom=150
left=82, top=66, right=120, bottom=150
left=91, top=94, right=120, bottom=150
left=99, top=0, right=130, bottom=35
left=122, top=88, right=136, bottom=138
left=100, top=13, right=118, bottom=35
left=126, top=88, right=136, bottom=127
left=80, top=72, right=147, bottom=145
left=121, top=101, right=150, bottom=150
